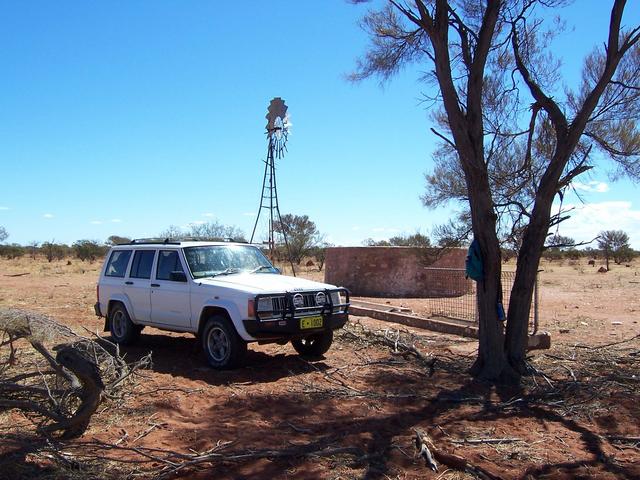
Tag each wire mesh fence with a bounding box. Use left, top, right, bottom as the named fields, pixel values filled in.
left=421, top=268, right=538, bottom=333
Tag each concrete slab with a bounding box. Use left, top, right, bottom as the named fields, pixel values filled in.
left=349, top=305, right=551, bottom=350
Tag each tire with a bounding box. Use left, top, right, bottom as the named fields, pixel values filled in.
left=201, top=315, right=247, bottom=369
left=292, top=330, right=333, bottom=357
left=109, top=303, right=140, bottom=345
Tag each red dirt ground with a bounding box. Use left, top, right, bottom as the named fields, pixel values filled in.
left=1, top=256, right=638, bottom=479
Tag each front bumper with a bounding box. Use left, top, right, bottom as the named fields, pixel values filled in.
left=244, top=288, right=350, bottom=340
left=243, top=312, right=348, bottom=339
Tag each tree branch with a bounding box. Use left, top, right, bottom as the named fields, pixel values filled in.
left=511, top=23, right=567, bottom=136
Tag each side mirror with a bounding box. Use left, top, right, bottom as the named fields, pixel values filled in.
left=170, top=271, right=187, bottom=282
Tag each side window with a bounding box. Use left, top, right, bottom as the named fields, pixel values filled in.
left=156, top=250, right=185, bottom=281
left=130, top=250, right=155, bottom=279
left=105, top=250, right=132, bottom=278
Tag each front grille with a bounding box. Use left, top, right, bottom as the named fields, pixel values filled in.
left=271, top=296, right=287, bottom=312
left=255, top=289, right=349, bottom=321
left=269, top=293, right=322, bottom=313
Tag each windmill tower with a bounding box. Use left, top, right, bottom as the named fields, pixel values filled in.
left=250, top=97, right=296, bottom=275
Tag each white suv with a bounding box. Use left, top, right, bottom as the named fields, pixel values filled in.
left=94, top=240, right=350, bottom=368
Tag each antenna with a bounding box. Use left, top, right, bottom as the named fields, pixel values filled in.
left=250, top=98, right=296, bottom=276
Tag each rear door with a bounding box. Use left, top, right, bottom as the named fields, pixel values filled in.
left=123, top=249, right=156, bottom=323
left=150, top=249, right=192, bottom=329
left=100, top=249, right=133, bottom=313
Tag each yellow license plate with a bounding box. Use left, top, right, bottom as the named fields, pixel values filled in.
left=300, top=316, right=323, bottom=329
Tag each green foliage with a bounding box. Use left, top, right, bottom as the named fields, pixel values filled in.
left=158, top=225, right=183, bottom=240
left=365, top=232, right=432, bottom=247
left=158, top=222, right=246, bottom=242
left=107, top=235, right=131, bottom=245
left=597, top=230, right=631, bottom=266
left=274, top=214, right=322, bottom=264
left=309, top=243, right=333, bottom=271
left=41, top=242, right=68, bottom=262
left=546, top=235, right=576, bottom=250
left=614, top=245, right=636, bottom=264
left=0, top=244, right=25, bottom=259
left=73, top=240, right=107, bottom=263
left=27, top=241, right=39, bottom=260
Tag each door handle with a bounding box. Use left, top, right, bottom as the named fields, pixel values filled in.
left=125, top=281, right=133, bottom=285
left=151, top=283, right=160, bottom=287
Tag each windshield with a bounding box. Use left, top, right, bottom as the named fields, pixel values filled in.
left=183, top=245, right=277, bottom=279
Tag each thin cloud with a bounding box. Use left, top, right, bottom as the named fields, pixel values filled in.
left=111, top=218, right=122, bottom=223
left=43, top=213, right=54, bottom=219
left=242, top=212, right=257, bottom=217
left=572, top=180, right=609, bottom=193
left=90, top=220, right=103, bottom=225
left=555, top=201, right=640, bottom=248
left=0, top=206, right=9, bottom=211
left=202, top=213, right=215, bottom=217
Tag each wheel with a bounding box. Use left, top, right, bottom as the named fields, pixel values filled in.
left=109, top=303, right=140, bottom=345
left=201, top=315, right=247, bottom=369
left=291, top=330, right=333, bottom=357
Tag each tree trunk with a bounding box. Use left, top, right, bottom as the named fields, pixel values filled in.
left=505, top=168, right=563, bottom=373
left=465, top=166, right=519, bottom=383
left=505, top=241, right=542, bottom=374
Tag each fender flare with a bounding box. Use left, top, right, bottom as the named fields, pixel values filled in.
left=198, top=300, right=254, bottom=342
left=103, top=295, right=136, bottom=332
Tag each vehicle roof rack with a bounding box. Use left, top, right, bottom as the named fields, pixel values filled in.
left=123, top=237, right=248, bottom=245
left=126, top=238, right=180, bottom=245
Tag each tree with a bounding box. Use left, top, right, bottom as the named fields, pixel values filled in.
left=73, top=240, right=107, bottom=263
left=189, top=221, right=246, bottom=242
left=365, top=232, right=432, bottom=247
left=543, top=234, right=576, bottom=261
left=158, top=222, right=246, bottom=242
left=274, top=214, right=322, bottom=264
left=597, top=229, right=631, bottom=268
left=107, top=235, right=131, bottom=245
left=0, top=244, right=25, bottom=260
left=354, top=1, right=640, bottom=382
left=41, top=242, right=66, bottom=263
left=545, top=235, right=576, bottom=250
left=27, top=241, right=39, bottom=260
left=0, top=226, right=8, bottom=244
left=158, top=225, right=184, bottom=240
left=311, top=242, right=333, bottom=271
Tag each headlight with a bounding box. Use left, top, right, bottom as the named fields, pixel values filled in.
left=257, top=297, right=273, bottom=312
left=330, top=291, right=341, bottom=305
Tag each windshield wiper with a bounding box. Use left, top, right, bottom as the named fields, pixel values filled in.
left=211, top=268, right=240, bottom=277
left=249, top=265, right=273, bottom=274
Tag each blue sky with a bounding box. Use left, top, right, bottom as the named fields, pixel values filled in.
left=1, top=1, right=639, bottom=248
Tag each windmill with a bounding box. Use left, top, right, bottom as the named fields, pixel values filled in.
left=250, top=97, right=296, bottom=275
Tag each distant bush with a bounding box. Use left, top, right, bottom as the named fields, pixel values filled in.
left=73, top=240, right=108, bottom=263
left=364, top=232, right=432, bottom=247
left=0, top=244, right=25, bottom=259
left=614, top=245, right=636, bottom=264
left=41, top=242, right=68, bottom=262
left=310, top=243, right=332, bottom=271
left=107, top=235, right=131, bottom=245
